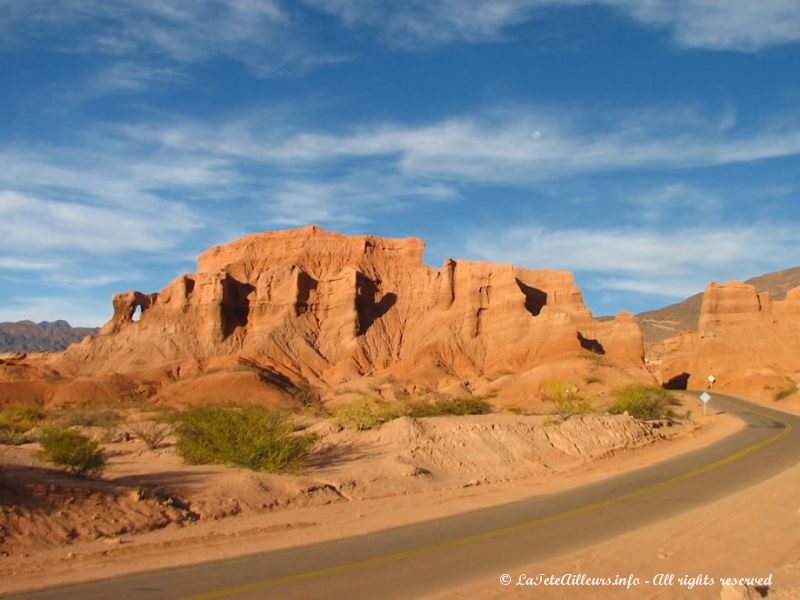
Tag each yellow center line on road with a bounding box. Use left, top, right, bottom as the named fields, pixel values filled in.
left=180, top=396, right=793, bottom=600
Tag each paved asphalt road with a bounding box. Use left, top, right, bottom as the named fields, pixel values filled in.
left=6, top=392, right=798, bottom=600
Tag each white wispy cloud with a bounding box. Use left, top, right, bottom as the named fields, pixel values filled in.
left=626, top=183, right=723, bottom=224
left=616, top=0, right=800, bottom=52
left=0, top=257, right=58, bottom=271
left=2, top=0, right=795, bottom=90
left=3, top=103, right=798, bottom=254
left=592, top=277, right=705, bottom=301
left=91, top=62, right=183, bottom=93
left=304, top=0, right=546, bottom=46
left=0, top=1, right=288, bottom=60
left=43, top=272, right=142, bottom=289
left=265, top=174, right=458, bottom=226
left=123, top=107, right=800, bottom=184
left=2, top=102, right=798, bottom=317
left=0, top=0, right=341, bottom=82
left=463, top=222, right=800, bottom=300
left=0, top=143, right=240, bottom=209
left=0, top=191, right=198, bottom=254
left=311, top=0, right=800, bottom=52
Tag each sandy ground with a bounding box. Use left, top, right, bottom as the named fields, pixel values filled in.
left=0, top=395, right=740, bottom=596
left=432, top=401, right=800, bottom=600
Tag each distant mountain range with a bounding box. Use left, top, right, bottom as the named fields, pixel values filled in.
left=636, top=266, right=800, bottom=344
left=0, top=320, right=98, bottom=353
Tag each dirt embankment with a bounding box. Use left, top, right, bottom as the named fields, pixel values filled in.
left=1, top=397, right=738, bottom=597
left=1, top=413, right=684, bottom=559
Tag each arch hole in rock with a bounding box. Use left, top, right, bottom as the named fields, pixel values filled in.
left=578, top=332, right=605, bottom=354
left=132, top=305, right=142, bottom=322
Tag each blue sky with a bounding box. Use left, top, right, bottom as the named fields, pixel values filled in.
left=1, top=1, right=799, bottom=326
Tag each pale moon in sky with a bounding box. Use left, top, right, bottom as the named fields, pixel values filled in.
left=531, top=130, right=542, bottom=139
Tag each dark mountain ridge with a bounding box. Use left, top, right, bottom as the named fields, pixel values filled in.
left=0, top=320, right=98, bottom=353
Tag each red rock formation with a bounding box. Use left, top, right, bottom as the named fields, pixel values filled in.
left=652, top=280, right=800, bottom=398
left=7, top=227, right=651, bottom=406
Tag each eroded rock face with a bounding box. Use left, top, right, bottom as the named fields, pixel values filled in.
left=27, top=226, right=649, bottom=405
left=652, top=280, right=800, bottom=397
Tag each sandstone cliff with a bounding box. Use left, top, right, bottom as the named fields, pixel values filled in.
left=2, top=227, right=650, bottom=407
left=635, top=266, right=800, bottom=344
left=650, top=280, right=800, bottom=398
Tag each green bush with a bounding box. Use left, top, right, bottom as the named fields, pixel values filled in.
left=332, top=398, right=405, bottom=430
left=0, top=428, right=40, bottom=445
left=405, top=396, right=492, bottom=418
left=37, top=427, right=106, bottom=477
left=175, top=405, right=316, bottom=472
left=543, top=381, right=591, bottom=419
left=293, top=386, right=327, bottom=416
left=609, top=384, right=678, bottom=420
left=58, top=405, right=124, bottom=428
left=127, top=420, right=171, bottom=450
left=0, top=403, right=46, bottom=433
left=143, top=406, right=181, bottom=424
left=333, top=396, right=493, bottom=429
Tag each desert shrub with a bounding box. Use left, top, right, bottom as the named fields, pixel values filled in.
left=405, top=396, right=492, bottom=418
left=543, top=382, right=591, bottom=419
left=0, top=403, right=46, bottom=433
left=175, top=405, right=316, bottom=472
left=332, top=398, right=405, bottom=430
left=52, top=403, right=124, bottom=428
left=609, top=384, right=678, bottom=420
left=127, top=420, right=171, bottom=449
left=52, top=405, right=124, bottom=444
left=59, top=405, right=124, bottom=428
left=115, top=391, right=151, bottom=409
left=0, top=428, right=40, bottom=445
left=144, top=406, right=181, bottom=424
left=293, top=386, right=327, bottom=416
left=38, top=427, right=106, bottom=477
left=774, top=378, right=798, bottom=401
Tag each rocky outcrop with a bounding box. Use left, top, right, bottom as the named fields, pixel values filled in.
left=636, top=266, right=800, bottom=344
left=9, top=227, right=650, bottom=406
left=651, top=280, right=800, bottom=398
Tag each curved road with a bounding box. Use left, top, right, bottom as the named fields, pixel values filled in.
left=7, top=392, right=799, bottom=600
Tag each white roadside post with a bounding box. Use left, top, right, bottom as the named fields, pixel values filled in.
left=699, top=391, right=711, bottom=416
left=708, top=374, right=716, bottom=389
